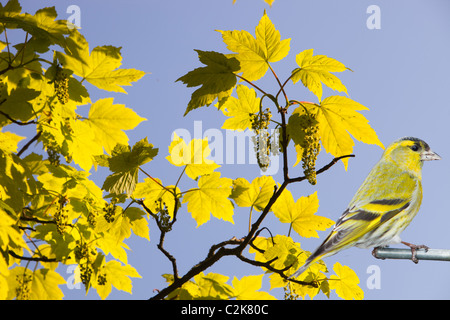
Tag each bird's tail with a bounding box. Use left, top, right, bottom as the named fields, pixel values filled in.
left=289, top=255, right=318, bottom=279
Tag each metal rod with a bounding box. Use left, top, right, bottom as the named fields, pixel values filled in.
left=373, top=248, right=450, bottom=262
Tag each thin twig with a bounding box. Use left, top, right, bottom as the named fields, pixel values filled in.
left=8, top=250, right=58, bottom=263
left=287, top=154, right=355, bottom=183
left=0, top=110, right=37, bottom=126
left=17, top=131, right=42, bottom=157
left=235, top=74, right=268, bottom=96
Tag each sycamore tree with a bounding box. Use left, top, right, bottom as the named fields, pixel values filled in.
left=0, top=1, right=383, bottom=300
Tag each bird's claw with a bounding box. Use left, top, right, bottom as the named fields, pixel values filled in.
left=401, top=241, right=429, bottom=264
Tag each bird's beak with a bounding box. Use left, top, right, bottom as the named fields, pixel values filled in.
left=421, top=149, right=441, bottom=161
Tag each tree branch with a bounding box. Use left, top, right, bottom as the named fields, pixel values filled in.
left=8, top=250, right=58, bottom=263
left=17, top=131, right=42, bottom=157
left=287, top=154, right=355, bottom=183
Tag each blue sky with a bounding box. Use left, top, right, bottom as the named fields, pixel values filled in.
left=17, top=0, right=450, bottom=299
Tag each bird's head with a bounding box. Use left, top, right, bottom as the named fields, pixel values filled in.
left=383, top=137, right=441, bottom=176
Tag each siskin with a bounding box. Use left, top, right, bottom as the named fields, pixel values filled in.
left=290, top=137, right=441, bottom=279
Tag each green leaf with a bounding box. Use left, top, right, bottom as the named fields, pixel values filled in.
left=96, top=138, right=158, bottom=195
left=0, top=87, right=40, bottom=124
left=182, top=172, right=234, bottom=227
left=221, top=85, right=260, bottom=131
left=272, top=190, right=334, bottom=238
left=329, top=262, right=364, bottom=300
left=231, top=275, right=276, bottom=300
left=218, top=11, right=290, bottom=81
left=177, top=50, right=240, bottom=115
left=56, top=35, right=145, bottom=93
left=0, top=5, right=70, bottom=48
left=291, top=49, right=349, bottom=101
left=230, top=175, right=275, bottom=211
left=86, top=98, right=146, bottom=155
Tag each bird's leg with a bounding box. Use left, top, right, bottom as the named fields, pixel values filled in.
left=401, top=241, right=429, bottom=264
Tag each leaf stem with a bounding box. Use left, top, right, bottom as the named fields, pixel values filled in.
left=235, top=74, right=268, bottom=96
left=268, top=63, right=288, bottom=106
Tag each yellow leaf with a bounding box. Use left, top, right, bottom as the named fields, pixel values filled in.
left=0, top=208, right=26, bottom=250
left=0, top=130, right=24, bottom=153
left=232, top=275, right=276, bottom=300
left=194, top=272, right=234, bottom=299
left=94, top=260, right=141, bottom=300
left=272, top=190, right=334, bottom=238
left=86, top=98, right=146, bottom=155
left=6, top=267, right=66, bottom=300
left=182, top=172, right=234, bottom=227
left=329, top=262, right=364, bottom=300
left=316, top=96, right=384, bottom=169
left=68, top=119, right=103, bottom=171
left=230, top=175, right=275, bottom=211
left=292, top=49, right=348, bottom=101
left=56, top=32, right=145, bottom=93
left=166, top=132, right=220, bottom=180
left=95, top=233, right=130, bottom=264
left=218, top=11, right=290, bottom=81
left=221, top=85, right=260, bottom=131
left=133, top=177, right=179, bottom=220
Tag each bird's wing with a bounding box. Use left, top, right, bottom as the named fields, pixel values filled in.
left=312, top=161, right=419, bottom=257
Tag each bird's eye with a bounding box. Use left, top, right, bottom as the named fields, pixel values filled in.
left=411, top=144, right=419, bottom=152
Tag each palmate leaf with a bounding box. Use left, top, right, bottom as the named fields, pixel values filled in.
left=0, top=2, right=70, bottom=49
left=329, top=262, right=364, bottom=300
left=166, top=132, right=220, bottom=180
left=194, top=272, right=235, bottom=299
left=230, top=175, right=275, bottom=211
left=218, top=11, right=290, bottom=82
left=177, top=50, right=240, bottom=115
left=0, top=130, right=24, bottom=153
left=272, top=190, right=334, bottom=238
left=231, top=275, right=276, bottom=300
left=95, top=138, right=158, bottom=195
left=5, top=267, right=66, bottom=300
left=86, top=98, right=147, bottom=155
left=291, top=49, right=349, bottom=101
left=55, top=31, right=146, bottom=93
left=220, top=85, right=260, bottom=131
left=182, top=172, right=234, bottom=227
left=288, top=97, right=384, bottom=169
left=94, top=260, right=141, bottom=300
left=133, top=177, right=180, bottom=220
left=0, top=87, right=40, bottom=125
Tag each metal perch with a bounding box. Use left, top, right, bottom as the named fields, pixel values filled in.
left=373, top=247, right=450, bottom=262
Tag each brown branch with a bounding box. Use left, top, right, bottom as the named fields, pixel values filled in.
left=235, top=253, right=317, bottom=287
left=138, top=199, right=180, bottom=280
left=0, top=110, right=36, bottom=126
left=17, top=131, right=42, bottom=157
left=287, top=154, right=355, bottom=184
left=19, top=216, right=56, bottom=225
left=8, top=250, right=58, bottom=263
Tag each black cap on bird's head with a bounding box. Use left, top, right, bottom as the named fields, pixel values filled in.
left=397, top=137, right=441, bottom=161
